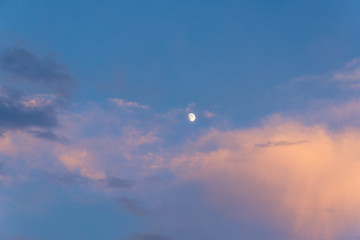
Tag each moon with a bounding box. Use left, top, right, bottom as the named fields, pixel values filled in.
left=188, top=113, right=196, bottom=122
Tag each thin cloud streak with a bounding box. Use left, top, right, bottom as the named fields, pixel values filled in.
left=109, top=98, right=149, bottom=109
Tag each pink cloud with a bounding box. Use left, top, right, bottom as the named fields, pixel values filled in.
left=55, top=147, right=106, bottom=180
left=0, top=133, right=17, bottom=156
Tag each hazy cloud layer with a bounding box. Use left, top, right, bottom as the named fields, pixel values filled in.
left=3, top=99, right=360, bottom=239
left=3, top=56, right=360, bottom=239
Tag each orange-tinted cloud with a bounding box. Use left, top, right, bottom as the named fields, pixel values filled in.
left=169, top=115, right=360, bottom=239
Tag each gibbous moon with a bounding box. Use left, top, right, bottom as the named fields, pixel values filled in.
left=188, top=113, right=196, bottom=122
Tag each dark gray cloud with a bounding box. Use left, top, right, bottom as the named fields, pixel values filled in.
left=117, top=197, right=151, bottom=216
left=0, top=96, right=57, bottom=131
left=0, top=47, right=75, bottom=136
left=255, top=140, right=309, bottom=148
left=123, top=233, right=173, bottom=240
left=0, top=47, right=74, bottom=97
left=27, top=130, right=68, bottom=143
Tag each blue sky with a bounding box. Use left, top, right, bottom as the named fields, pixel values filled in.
left=1, top=1, right=360, bottom=240
left=2, top=0, right=360, bottom=120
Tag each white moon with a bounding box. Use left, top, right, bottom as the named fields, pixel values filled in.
left=188, top=113, right=196, bottom=122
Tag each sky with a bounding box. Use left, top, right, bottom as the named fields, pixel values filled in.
left=1, top=1, right=360, bottom=239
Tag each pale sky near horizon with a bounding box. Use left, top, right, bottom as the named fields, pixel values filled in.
left=1, top=1, right=360, bottom=239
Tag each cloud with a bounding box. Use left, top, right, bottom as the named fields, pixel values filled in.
left=288, top=58, right=360, bottom=88
left=202, top=110, right=215, bottom=118
left=27, top=130, right=67, bottom=143
left=43, top=171, right=133, bottom=190
left=271, top=57, right=360, bottom=114
left=97, top=176, right=134, bottom=189
left=117, top=197, right=151, bottom=216
left=0, top=90, right=58, bottom=131
left=0, top=47, right=75, bottom=136
left=44, top=171, right=90, bottom=185
left=55, top=147, right=106, bottom=180
left=0, top=132, right=17, bottom=155
left=4, top=97, right=360, bottom=239
left=144, top=169, right=174, bottom=183
left=3, top=52, right=360, bottom=239
left=7, top=99, right=360, bottom=238
left=6, top=236, right=38, bottom=240
left=0, top=47, right=74, bottom=97
left=169, top=116, right=360, bottom=239
left=123, top=233, right=173, bottom=240
left=255, top=140, right=309, bottom=148
left=333, top=58, right=360, bottom=83
left=109, top=98, right=149, bottom=109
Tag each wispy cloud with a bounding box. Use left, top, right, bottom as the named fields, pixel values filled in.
left=333, top=58, right=360, bottom=84
left=255, top=140, right=309, bottom=148
left=272, top=56, right=360, bottom=113
left=117, top=197, right=151, bottom=216
left=44, top=171, right=90, bottom=185
left=98, top=176, right=134, bottom=189
left=202, top=110, right=215, bottom=118
left=109, top=98, right=149, bottom=109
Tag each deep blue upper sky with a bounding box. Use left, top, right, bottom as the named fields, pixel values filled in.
left=2, top=0, right=360, bottom=124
